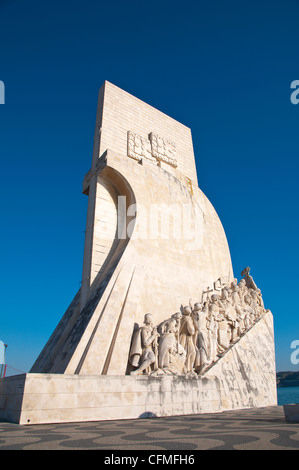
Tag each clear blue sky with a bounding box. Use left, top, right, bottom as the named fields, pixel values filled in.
left=0, top=0, right=299, bottom=375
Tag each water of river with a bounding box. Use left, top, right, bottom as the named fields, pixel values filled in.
left=277, top=386, right=299, bottom=405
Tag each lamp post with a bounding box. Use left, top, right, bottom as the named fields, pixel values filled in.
left=0, top=342, right=7, bottom=378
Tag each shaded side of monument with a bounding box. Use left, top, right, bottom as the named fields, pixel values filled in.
left=0, top=82, right=277, bottom=424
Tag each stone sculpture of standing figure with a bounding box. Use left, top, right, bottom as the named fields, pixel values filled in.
left=193, top=302, right=210, bottom=374
left=129, top=314, right=160, bottom=376
left=179, top=306, right=196, bottom=373
left=158, top=319, right=178, bottom=370
left=241, top=266, right=258, bottom=290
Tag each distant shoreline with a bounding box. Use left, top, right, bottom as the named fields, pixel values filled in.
left=277, top=371, right=299, bottom=388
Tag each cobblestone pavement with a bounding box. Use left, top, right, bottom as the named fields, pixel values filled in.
left=0, top=406, right=298, bottom=450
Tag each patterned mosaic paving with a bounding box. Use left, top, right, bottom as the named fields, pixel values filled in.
left=0, top=406, right=298, bottom=450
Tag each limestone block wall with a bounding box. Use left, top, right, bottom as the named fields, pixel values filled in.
left=31, top=148, right=233, bottom=376
left=90, top=175, right=119, bottom=284
left=80, top=81, right=201, bottom=309
left=29, top=82, right=232, bottom=377
left=96, top=81, right=198, bottom=187
left=0, top=311, right=276, bottom=425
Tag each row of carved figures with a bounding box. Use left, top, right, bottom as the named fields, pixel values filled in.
left=128, top=267, right=267, bottom=376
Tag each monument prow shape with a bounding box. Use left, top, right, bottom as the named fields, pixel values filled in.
left=0, top=82, right=277, bottom=424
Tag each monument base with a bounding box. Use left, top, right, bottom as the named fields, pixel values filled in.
left=0, top=312, right=277, bottom=425
left=284, top=404, right=299, bottom=423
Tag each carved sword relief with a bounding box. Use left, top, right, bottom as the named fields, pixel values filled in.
left=127, top=131, right=177, bottom=168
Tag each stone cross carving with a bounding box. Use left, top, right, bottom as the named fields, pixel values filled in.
left=128, top=268, right=267, bottom=376
left=201, top=286, right=214, bottom=303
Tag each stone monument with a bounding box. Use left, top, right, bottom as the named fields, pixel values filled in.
left=0, top=82, right=277, bottom=424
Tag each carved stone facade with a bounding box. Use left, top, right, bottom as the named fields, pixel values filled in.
left=128, top=267, right=267, bottom=377
left=0, top=82, right=276, bottom=425
left=127, top=130, right=177, bottom=168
